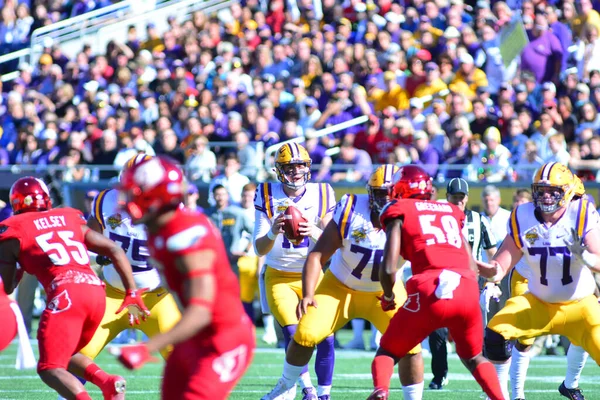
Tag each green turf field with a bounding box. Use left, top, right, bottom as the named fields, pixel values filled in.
left=0, top=329, right=598, bottom=399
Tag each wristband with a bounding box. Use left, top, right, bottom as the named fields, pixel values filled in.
left=267, top=229, right=278, bottom=241
left=383, top=294, right=394, bottom=301
left=310, top=227, right=323, bottom=242
left=582, top=250, right=598, bottom=268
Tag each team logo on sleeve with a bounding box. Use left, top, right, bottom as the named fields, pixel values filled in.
left=0, top=225, right=7, bottom=234
left=107, top=213, right=123, bottom=229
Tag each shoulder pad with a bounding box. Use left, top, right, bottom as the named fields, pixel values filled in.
left=166, top=225, right=209, bottom=253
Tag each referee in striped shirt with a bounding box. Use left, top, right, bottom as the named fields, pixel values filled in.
left=427, top=178, right=498, bottom=390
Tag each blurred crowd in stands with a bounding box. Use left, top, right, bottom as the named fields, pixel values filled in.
left=0, top=0, right=119, bottom=53
left=2, top=0, right=600, bottom=199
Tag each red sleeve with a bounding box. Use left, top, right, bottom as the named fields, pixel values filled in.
left=0, top=220, right=21, bottom=243
left=451, top=205, right=466, bottom=229
left=65, top=207, right=86, bottom=225
left=379, top=200, right=405, bottom=231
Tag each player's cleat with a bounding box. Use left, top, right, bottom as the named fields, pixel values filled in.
left=366, top=388, right=389, bottom=400
left=101, top=375, right=126, bottom=400
left=261, top=379, right=297, bottom=400
left=262, top=331, right=278, bottom=346
left=301, top=387, right=318, bottom=400
left=428, top=377, right=448, bottom=390
left=559, top=381, right=585, bottom=400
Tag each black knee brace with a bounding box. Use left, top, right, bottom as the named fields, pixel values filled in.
left=484, top=327, right=513, bottom=362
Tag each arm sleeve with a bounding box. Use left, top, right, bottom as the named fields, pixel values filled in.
left=507, top=207, right=523, bottom=249
left=333, top=194, right=354, bottom=239
left=579, top=199, right=600, bottom=240
left=90, top=189, right=109, bottom=229
left=480, top=213, right=497, bottom=249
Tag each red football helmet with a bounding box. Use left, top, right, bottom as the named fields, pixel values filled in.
left=10, top=177, right=52, bottom=214
left=117, top=156, right=185, bottom=223
left=390, top=165, right=433, bottom=200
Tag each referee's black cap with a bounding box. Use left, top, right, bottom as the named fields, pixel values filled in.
left=446, top=178, right=469, bottom=195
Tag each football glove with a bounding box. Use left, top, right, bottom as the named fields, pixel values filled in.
left=479, top=282, right=502, bottom=313
left=96, top=255, right=112, bottom=266
left=116, top=288, right=151, bottom=326
left=377, top=294, right=396, bottom=311
left=117, top=344, right=156, bottom=370
left=564, top=228, right=598, bottom=269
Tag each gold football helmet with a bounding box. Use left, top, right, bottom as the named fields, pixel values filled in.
left=573, top=175, right=585, bottom=198
left=367, top=164, right=400, bottom=213
left=274, top=143, right=312, bottom=190
left=532, top=162, right=575, bottom=213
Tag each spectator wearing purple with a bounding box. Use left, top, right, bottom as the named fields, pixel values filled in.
left=0, top=146, right=9, bottom=165
left=262, top=44, right=293, bottom=80
left=520, top=13, right=563, bottom=84
left=32, top=128, right=60, bottom=166
left=314, top=92, right=354, bottom=146
left=470, top=99, right=499, bottom=137
left=12, top=133, right=38, bottom=165
left=503, top=118, right=529, bottom=164
left=259, top=99, right=282, bottom=135
left=545, top=5, right=572, bottom=72
left=155, top=128, right=186, bottom=164
left=410, top=130, right=441, bottom=178
left=233, top=131, right=257, bottom=179
left=331, top=139, right=373, bottom=183
left=0, top=202, right=12, bottom=222
left=304, top=128, right=332, bottom=182
left=530, top=112, right=559, bottom=160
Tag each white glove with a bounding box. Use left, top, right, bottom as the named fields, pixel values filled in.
left=564, top=228, right=597, bottom=268
left=479, top=282, right=503, bottom=313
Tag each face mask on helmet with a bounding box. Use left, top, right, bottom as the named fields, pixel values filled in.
left=532, top=184, right=565, bottom=213
left=368, top=187, right=391, bottom=214
left=276, top=162, right=310, bottom=190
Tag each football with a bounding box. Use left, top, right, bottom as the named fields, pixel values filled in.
left=283, top=205, right=307, bottom=244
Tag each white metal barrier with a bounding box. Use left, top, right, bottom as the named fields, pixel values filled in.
left=263, top=115, right=369, bottom=171
left=0, top=0, right=234, bottom=82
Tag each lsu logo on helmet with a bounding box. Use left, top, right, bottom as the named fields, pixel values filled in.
left=367, top=164, right=400, bottom=213
left=532, top=162, right=575, bottom=213
left=274, top=143, right=312, bottom=190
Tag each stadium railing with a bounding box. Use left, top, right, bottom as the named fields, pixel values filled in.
left=264, top=116, right=369, bottom=171
left=0, top=0, right=234, bottom=81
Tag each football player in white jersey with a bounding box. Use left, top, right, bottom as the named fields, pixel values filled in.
left=255, top=143, right=336, bottom=400
left=478, top=162, right=600, bottom=400
left=505, top=177, right=591, bottom=400
left=262, top=165, right=425, bottom=400
left=59, top=154, right=182, bottom=400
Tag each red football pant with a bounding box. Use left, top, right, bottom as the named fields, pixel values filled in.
left=0, top=300, right=17, bottom=352
left=161, top=316, right=256, bottom=399
left=380, top=272, right=483, bottom=360
left=37, top=283, right=105, bottom=372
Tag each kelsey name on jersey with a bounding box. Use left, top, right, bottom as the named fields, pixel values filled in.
left=91, top=188, right=162, bottom=291
left=330, top=193, right=387, bottom=292
left=33, top=216, right=67, bottom=230
left=509, top=198, right=599, bottom=303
